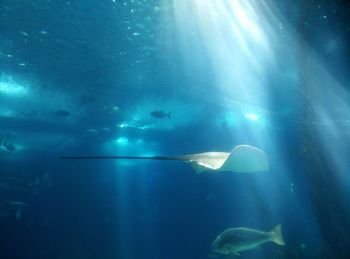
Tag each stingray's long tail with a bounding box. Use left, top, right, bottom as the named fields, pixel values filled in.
left=60, top=155, right=182, bottom=161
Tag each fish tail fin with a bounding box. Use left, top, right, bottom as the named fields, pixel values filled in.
left=167, top=112, right=171, bottom=119
left=271, top=224, right=285, bottom=246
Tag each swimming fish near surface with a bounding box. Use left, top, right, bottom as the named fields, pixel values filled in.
left=211, top=224, right=285, bottom=256
left=150, top=110, right=171, bottom=119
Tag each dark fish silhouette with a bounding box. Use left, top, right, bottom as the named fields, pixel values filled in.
left=53, top=110, right=70, bottom=118
left=150, top=111, right=171, bottom=119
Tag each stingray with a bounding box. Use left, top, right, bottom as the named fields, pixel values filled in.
left=60, top=145, right=269, bottom=174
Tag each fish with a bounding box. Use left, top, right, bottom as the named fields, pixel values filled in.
left=178, top=145, right=269, bottom=174
left=150, top=110, right=171, bottom=119
left=60, top=145, right=269, bottom=174
left=53, top=110, right=70, bottom=118
left=211, top=224, right=285, bottom=256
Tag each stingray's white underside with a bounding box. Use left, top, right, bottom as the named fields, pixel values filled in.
left=175, top=145, right=269, bottom=174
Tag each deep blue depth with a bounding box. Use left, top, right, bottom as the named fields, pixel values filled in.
left=1, top=1, right=350, bottom=259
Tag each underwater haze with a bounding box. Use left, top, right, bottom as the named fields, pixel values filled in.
left=1, top=0, right=350, bottom=258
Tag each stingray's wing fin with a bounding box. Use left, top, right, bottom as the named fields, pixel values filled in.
left=174, top=145, right=269, bottom=173
left=219, top=145, right=269, bottom=173
left=174, top=152, right=230, bottom=173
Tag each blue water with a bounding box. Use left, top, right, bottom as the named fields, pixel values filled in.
left=1, top=0, right=350, bottom=258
